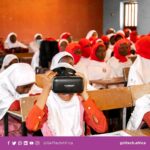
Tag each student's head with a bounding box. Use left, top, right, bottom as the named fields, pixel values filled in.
left=66, top=43, right=82, bottom=64
left=101, top=35, right=109, bottom=50
left=58, top=39, right=68, bottom=51
left=1, top=54, right=19, bottom=71
left=114, top=33, right=125, bottom=43
left=51, top=63, right=78, bottom=101
left=90, top=43, right=106, bottom=62
left=113, top=39, right=131, bottom=62
left=10, top=34, right=17, bottom=43
left=124, top=28, right=131, bottom=38
left=39, top=40, right=59, bottom=68
left=50, top=51, right=74, bottom=70
left=86, top=30, right=98, bottom=40
left=34, top=33, right=43, bottom=41
left=0, top=63, right=35, bottom=95
left=79, top=38, right=92, bottom=58
left=59, top=32, right=72, bottom=43
left=136, top=35, right=150, bottom=59
left=106, top=28, right=116, bottom=35
left=107, top=33, right=115, bottom=45
left=130, top=30, right=138, bottom=43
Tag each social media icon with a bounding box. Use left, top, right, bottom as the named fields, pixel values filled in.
left=29, top=141, right=34, bottom=145
left=24, top=141, right=28, bottom=146
left=18, top=141, right=22, bottom=146
left=12, top=141, right=16, bottom=146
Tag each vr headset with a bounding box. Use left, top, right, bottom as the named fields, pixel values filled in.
left=52, top=67, right=84, bottom=93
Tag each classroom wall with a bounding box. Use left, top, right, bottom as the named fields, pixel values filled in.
left=0, top=0, right=103, bottom=43
left=103, top=0, right=150, bottom=35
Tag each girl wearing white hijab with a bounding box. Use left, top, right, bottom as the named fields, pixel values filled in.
left=0, top=54, right=19, bottom=72
left=26, top=62, right=108, bottom=136
left=58, top=39, right=68, bottom=52
left=4, top=32, right=27, bottom=49
left=50, top=51, right=95, bottom=91
left=50, top=51, right=74, bottom=70
left=29, top=33, right=43, bottom=53
left=0, top=63, right=35, bottom=120
left=0, top=63, right=35, bottom=136
left=86, top=30, right=98, bottom=40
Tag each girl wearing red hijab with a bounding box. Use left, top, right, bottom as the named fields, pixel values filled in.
left=128, top=35, right=150, bottom=86
left=66, top=43, right=82, bottom=65
left=86, top=43, right=112, bottom=89
left=107, top=39, right=132, bottom=77
left=59, top=32, right=72, bottom=43
left=72, top=38, right=92, bottom=81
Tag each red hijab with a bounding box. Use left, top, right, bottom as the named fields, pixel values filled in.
left=101, top=35, right=109, bottom=43
left=60, top=32, right=71, bottom=39
left=79, top=38, right=91, bottom=58
left=113, top=39, right=131, bottom=62
left=90, top=43, right=106, bottom=62
left=66, top=43, right=81, bottom=64
left=130, top=30, right=138, bottom=43
left=136, top=36, right=150, bottom=59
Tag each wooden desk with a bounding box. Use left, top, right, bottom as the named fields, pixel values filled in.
left=125, top=129, right=150, bottom=136
left=19, top=56, right=32, bottom=64
left=90, top=77, right=125, bottom=88
left=7, top=110, right=21, bottom=118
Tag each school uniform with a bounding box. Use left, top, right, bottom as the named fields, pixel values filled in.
left=86, top=43, right=112, bottom=89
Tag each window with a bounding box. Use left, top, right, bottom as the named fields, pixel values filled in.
left=120, top=1, right=138, bottom=30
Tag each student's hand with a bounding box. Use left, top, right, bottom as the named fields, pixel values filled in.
left=75, top=72, right=89, bottom=101
left=36, top=71, right=57, bottom=90
left=43, top=71, right=57, bottom=90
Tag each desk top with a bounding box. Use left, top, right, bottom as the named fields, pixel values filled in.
left=7, top=110, right=22, bottom=118
left=91, top=129, right=150, bottom=136
left=90, top=77, right=125, bottom=88
left=125, top=129, right=150, bottom=136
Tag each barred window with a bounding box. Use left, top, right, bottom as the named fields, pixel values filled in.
left=124, top=2, right=138, bottom=28
left=121, top=1, right=138, bottom=28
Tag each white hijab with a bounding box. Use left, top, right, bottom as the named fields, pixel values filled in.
left=42, top=62, right=83, bottom=136
left=34, top=33, right=43, bottom=40
left=86, top=30, right=98, bottom=40
left=31, top=50, right=40, bottom=70
left=0, top=54, right=18, bottom=72
left=4, top=32, right=27, bottom=49
left=128, top=55, right=150, bottom=86
left=50, top=51, right=73, bottom=70
left=0, top=63, right=35, bottom=119
left=50, top=52, right=95, bottom=90
left=127, top=94, right=150, bottom=130
left=58, top=39, right=69, bottom=46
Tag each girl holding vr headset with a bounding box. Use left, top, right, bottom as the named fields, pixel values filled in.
left=26, top=52, right=108, bottom=136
